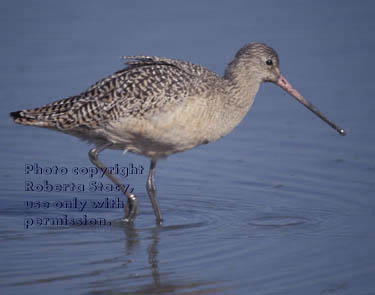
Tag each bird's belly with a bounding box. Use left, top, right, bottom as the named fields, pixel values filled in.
left=103, top=98, right=221, bottom=158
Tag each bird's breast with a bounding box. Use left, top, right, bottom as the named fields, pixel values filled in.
left=103, top=95, right=232, bottom=157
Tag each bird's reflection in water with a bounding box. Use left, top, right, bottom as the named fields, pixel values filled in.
left=113, top=223, right=225, bottom=295
left=146, top=227, right=161, bottom=288
left=122, top=223, right=141, bottom=256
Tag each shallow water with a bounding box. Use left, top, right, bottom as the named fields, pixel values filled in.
left=1, top=1, right=375, bottom=294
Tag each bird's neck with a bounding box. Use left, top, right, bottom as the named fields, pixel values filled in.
left=223, top=59, right=262, bottom=109
left=205, top=60, right=262, bottom=141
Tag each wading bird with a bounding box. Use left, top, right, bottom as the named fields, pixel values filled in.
left=10, top=43, right=345, bottom=224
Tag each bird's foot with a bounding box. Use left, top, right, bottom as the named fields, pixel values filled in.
left=155, top=217, right=163, bottom=226
left=123, top=193, right=138, bottom=223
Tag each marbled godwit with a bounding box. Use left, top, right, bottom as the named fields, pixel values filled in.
left=10, top=43, right=345, bottom=224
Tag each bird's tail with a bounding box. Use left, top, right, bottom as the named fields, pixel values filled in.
left=10, top=94, right=84, bottom=128
left=10, top=109, right=54, bottom=127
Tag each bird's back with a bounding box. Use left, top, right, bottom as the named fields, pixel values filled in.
left=11, top=56, right=222, bottom=130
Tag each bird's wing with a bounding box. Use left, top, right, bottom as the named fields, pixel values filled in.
left=18, top=56, right=217, bottom=130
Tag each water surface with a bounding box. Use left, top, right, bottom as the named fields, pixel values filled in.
left=1, top=1, right=375, bottom=294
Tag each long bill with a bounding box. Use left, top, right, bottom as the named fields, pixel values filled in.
left=277, top=74, right=346, bottom=136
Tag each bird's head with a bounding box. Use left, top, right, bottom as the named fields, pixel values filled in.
left=228, top=42, right=346, bottom=136
left=233, top=42, right=281, bottom=83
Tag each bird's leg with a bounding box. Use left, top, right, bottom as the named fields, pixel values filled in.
left=146, top=159, right=163, bottom=224
left=89, top=142, right=138, bottom=222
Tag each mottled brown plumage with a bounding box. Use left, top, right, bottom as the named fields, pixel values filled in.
left=12, top=55, right=216, bottom=129
left=10, top=43, right=345, bottom=223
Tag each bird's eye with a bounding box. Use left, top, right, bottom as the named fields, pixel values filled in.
left=266, top=59, right=273, bottom=66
